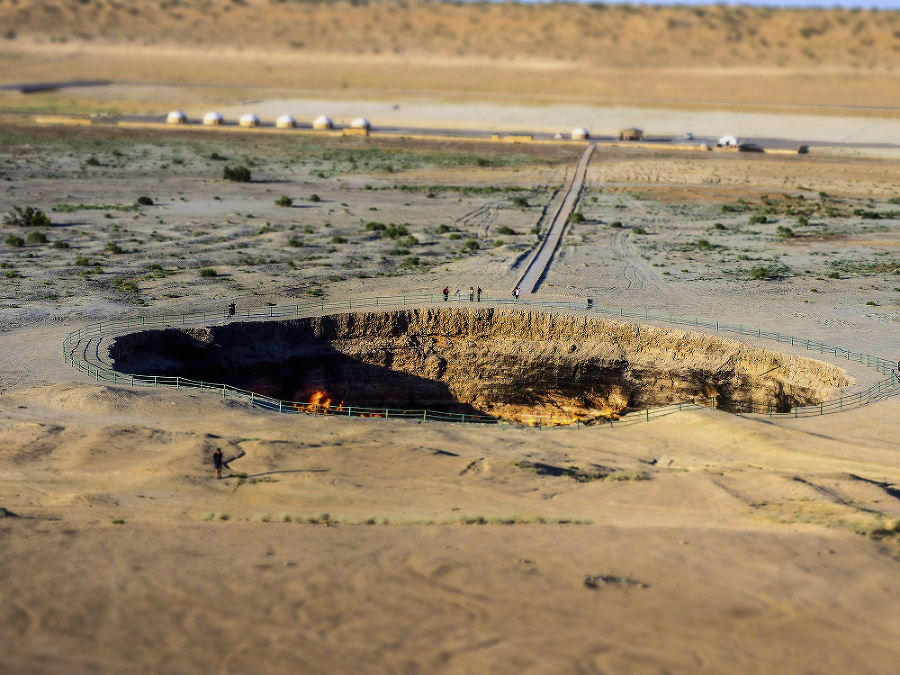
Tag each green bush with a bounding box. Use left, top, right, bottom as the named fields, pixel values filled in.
left=384, top=223, right=409, bottom=239
left=5, top=235, right=24, bottom=248
left=493, top=239, right=505, bottom=247
left=827, top=271, right=840, bottom=279
left=136, top=196, right=154, bottom=206
left=287, top=237, right=304, bottom=247
left=712, top=223, right=726, bottom=230
left=26, top=231, right=47, bottom=244
left=53, top=240, right=70, bottom=249
left=749, top=214, right=769, bottom=225
left=796, top=215, right=809, bottom=227
left=776, top=226, right=795, bottom=239
left=497, top=226, right=516, bottom=235
left=223, top=165, right=251, bottom=182
left=7, top=206, right=51, bottom=228
left=610, top=221, right=623, bottom=228
left=463, top=239, right=480, bottom=251
left=104, top=241, right=124, bottom=254
left=448, top=233, right=462, bottom=240
left=513, top=196, right=529, bottom=208
left=331, top=235, right=348, bottom=244
left=697, top=238, right=711, bottom=250
left=750, top=266, right=770, bottom=280
left=75, top=255, right=89, bottom=266
left=308, top=194, right=321, bottom=203
left=436, top=224, right=451, bottom=233
left=275, top=195, right=293, bottom=207
left=199, top=268, right=218, bottom=278
left=632, top=227, right=647, bottom=235
left=569, top=212, right=586, bottom=224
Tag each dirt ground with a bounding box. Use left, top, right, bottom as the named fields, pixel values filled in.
left=2, top=3, right=900, bottom=672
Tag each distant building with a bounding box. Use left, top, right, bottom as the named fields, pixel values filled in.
left=619, top=128, right=643, bottom=141
left=313, top=115, right=334, bottom=130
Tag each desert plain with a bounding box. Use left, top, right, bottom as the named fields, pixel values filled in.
left=2, top=1, right=900, bottom=673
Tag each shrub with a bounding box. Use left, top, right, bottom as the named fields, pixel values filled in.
left=399, top=256, right=421, bottom=269
left=53, top=240, right=70, bottom=249
left=776, top=226, right=795, bottom=239
left=463, top=239, right=480, bottom=251
left=287, top=237, right=304, bottom=247
left=4, top=206, right=51, bottom=228
left=712, top=223, right=726, bottom=230
left=136, top=196, right=154, bottom=206
left=104, top=241, right=124, bottom=254
left=308, top=194, right=321, bottom=203
left=497, top=226, right=516, bottom=235
left=493, top=239, right=505, bottom=247
left=513, top=196, right=529, bottom=208
left=749, top=214, right=768, bottom=225
left=223, top=165, right=251, bottom=182
left=275, top=195, right=293, bottom=207
left=448, top=233, right=462, bottom=240
left=610, top=221, right=623, bottom=228
left=84, top=157, right=101, bottom=167
left=796, top=215, right=809, bottom=227
left=750, top=266, right=770, bottom=280
left=569, top=212, right=586, bottom=224
left=366, top=221, right=386, bottom=232
left=26, top=231, right=47, bottom=244
left=827, top=271, right=840, bottom=279
left=697, top=238, right=711, bottom=250
left=436, top=224, right=451, bottom=233
left=198, top=268, right=218, bottom=278
left=5, top=234, right=24, bottom=248
left=632, top=227, right=647, bottom=235
left=331, top=235, right=348, bottom=244
left=75, top=255, right=89, bottom=266
left=384, top=223, right=409, bottom=239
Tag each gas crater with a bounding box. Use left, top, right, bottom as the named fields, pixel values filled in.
left=108, top=308, right=851, bottom=424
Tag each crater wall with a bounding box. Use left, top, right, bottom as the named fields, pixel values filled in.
left=108, top=308, right=852, bottom=422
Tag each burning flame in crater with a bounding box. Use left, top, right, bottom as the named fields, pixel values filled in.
left=294, top=390, right=344, bottom=415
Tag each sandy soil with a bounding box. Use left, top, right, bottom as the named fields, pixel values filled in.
left=2, top=4, right=900, bottom=667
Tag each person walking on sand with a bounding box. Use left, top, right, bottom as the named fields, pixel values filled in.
left=476, top=286, right=482, bottom=302
left=443, top=286, right=449, bottom=302
left=469, top=287, right=475, bottom=302
left=213, top=448, right=224, bottom=479
left=513, top=287, right=520, bottom=301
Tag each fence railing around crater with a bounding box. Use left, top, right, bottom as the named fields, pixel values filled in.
left=62, top=293, right=899, bottom=427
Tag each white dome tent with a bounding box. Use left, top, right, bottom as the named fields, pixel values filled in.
left=203, top=112, right=223, bottom=126
left=313, top=115, right=334, bottom=130
left=571, top=128, right=590, bottom=140
left=239, top=114, right=260, bottom=128
left=276, top=115, right=297, bottom=129
left=351, top=117, right=371, bottom=130
left=166, top=111, right=187, bottom=124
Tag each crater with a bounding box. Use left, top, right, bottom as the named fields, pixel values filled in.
left=108, top=308, right=852, bottom=424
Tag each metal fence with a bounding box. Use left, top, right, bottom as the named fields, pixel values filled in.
left=62, top=293, right=899, bottom=427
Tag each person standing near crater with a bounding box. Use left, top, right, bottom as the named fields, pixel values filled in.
left=477, top=286, right=482, bottom=302
left=469, top=287, right=475, bottom=302
left=213, top=448, right=224, bottom=479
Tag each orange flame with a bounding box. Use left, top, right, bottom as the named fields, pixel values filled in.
left=293, top=390, right=344, bottom=415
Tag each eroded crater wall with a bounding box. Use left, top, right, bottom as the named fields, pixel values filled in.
left=108, top=308, right=852, bottom=422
